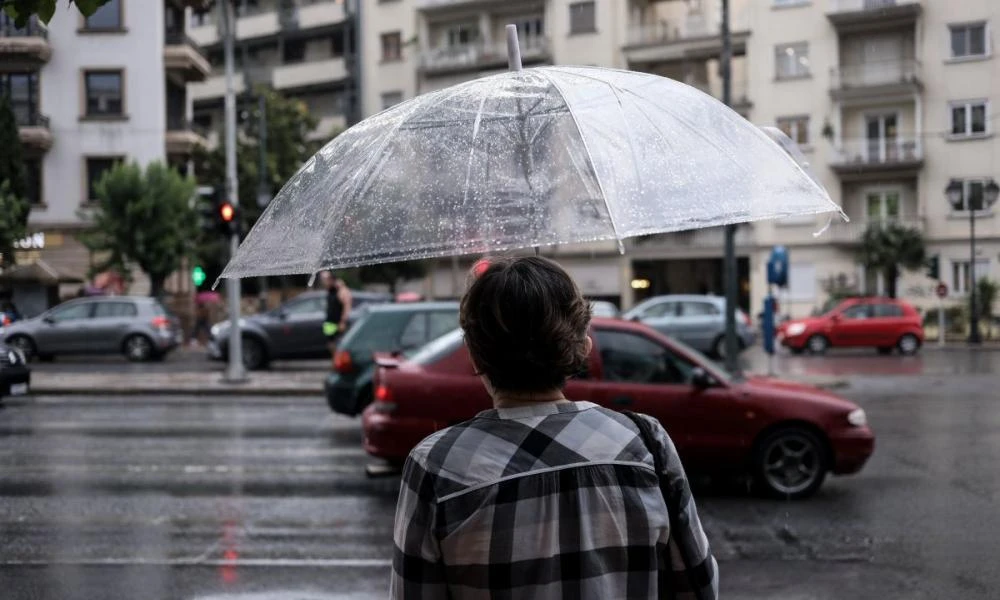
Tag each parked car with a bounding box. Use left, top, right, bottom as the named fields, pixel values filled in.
left=589, top=300, right=620, bottom=318
left=778, top=297, right=924, bottom=355
left=208, top=290, right=393, bottom=370
left=622, top=294, right=756, bottom=358
left=363, top=318, right=874, bottom=499
left=3, top=296, right=182, bottom=362
left=0, top=341, right=30, bottom=401
left=326, top=302, right=460, bottom=416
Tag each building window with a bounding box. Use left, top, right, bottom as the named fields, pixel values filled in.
left=569, top=1, right=596, bottom=35
left=24, top=158, right=42, bottom=206
left=84, top=70, right=124, bottom=117
left=951, top=259, right=990, bottom=294
left=283, top=39, right=306, bottom=63
left=381, top=32, right=402, bottom=62
left=381, top=91, right=403, bottom=110
left=776, top=115, right=810, bottom=145
left=775, top=42, right=810, bottom=79
left=83, top=0, right=122, bottom=31
left=0, top=72, right=39, bottom=125
left=444, top=23, right=478, bottom=47
left=949, top=22, right=988, bottom=59
left=86, top=157, right=124, bottom=203
left=950, top=101, right=988, bottom=136
left=950, top=178, right=994, bottom=212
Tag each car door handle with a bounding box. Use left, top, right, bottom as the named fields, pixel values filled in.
left=612, top=395, right=634, bottom=407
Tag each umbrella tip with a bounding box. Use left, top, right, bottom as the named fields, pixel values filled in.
left=307, top=272, right=318, bottom=288
left=506, top=24, right=522, bottom=72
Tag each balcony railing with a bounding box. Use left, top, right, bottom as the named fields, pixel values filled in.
left=829, top=0, right=920, bottom=13
left=166, top=115, right=208, bottom=136
left=164, top=28, right=200, bottom=48
left=420, top=36, right=550, bottom=72
left=831, top=59, right=920, bottom=89
left=0, top=15, right=47, bottom=38
left=14, top=109, right=49, bottom=128
left=826, top=217, right=925, bottom=244
left=832, top=137, right=923, bottom=166
left=627, top=13, right=749, bottom=47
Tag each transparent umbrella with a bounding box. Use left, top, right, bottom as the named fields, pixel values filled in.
left=220, top=65, right=844, bottom=280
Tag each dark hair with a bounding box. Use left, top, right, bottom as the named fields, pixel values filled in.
left=460, top=256, right=591, bottom=393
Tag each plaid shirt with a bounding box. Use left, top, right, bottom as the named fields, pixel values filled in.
left=391, top=401, right=718, bottom=599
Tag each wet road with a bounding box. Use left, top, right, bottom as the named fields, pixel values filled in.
left=1, top=368, right=999, bottom=598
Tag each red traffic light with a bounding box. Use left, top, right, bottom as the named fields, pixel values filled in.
left=219, top=203, right=235, bottom=222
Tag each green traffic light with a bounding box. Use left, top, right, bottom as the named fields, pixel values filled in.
left=192, top=266, right=207, bottom=287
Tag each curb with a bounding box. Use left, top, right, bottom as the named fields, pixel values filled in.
left=28, top=386, right=323, bottom=397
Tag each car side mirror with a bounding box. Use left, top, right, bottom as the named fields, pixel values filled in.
left=830, top=313, right=842, bottom=322
left=42, top=316, right=55, bottom=324
left=629, top=314, right=642, bottom=323
left=691, top=367, right=715, bottom=389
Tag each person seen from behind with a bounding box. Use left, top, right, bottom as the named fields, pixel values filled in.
left=391, top=256, right=718, bottom=599
left=321, top=271, right=352, bottom=370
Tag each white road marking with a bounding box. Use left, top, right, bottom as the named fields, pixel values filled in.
left=0, top=557, right=392, bottom=568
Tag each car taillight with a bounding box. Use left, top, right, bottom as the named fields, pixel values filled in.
left=333, top=350, right=354, bottom=373
left=375, top=384, right=391, bottom=403
left=151, top=316, right=170, bottom=330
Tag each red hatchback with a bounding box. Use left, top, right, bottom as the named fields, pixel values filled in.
left=777, top=297, right=924, bottom=355
left=363, top=318, right=874, bottom=499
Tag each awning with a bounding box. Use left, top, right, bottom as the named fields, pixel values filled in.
left=0, top=260, right=84, bottom=284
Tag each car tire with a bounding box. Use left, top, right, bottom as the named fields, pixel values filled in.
left=123, top=334, right=154, bottom=362
left=7, top=335, right=36, bottom=361
left=242, top=336, right=268, bottom=371
left=877, top=346, right=894, bottom=355
left=753, top=426, right=829, bottom=500
left=897, top=333, right=921, bottom=356
left=806, top=335, right=829, bottom=355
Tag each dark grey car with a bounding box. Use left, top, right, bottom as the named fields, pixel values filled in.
left=2, top=296, right=182, bottom=362
left=622, top=294, right=757, bottom=358
left=208, top=290, right=392, bottom=370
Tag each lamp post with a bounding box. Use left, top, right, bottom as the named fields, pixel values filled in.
left=947, top=178, right=999, bottom=344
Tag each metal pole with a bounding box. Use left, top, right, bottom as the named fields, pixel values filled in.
left=969, top=207, right=981, bottom=344
left=257, top=93, right=269, bottom=313
left=221, top=0, right=246, bottom=382
left=938, top=291, right=945, bottom=347
left=720, top=0, right=740, bottom=375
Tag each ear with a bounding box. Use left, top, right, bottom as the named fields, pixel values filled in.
left=584, top=335, right=594, bottom=356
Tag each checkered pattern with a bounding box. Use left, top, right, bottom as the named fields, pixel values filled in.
left=391, top=401, right=718, bottom=599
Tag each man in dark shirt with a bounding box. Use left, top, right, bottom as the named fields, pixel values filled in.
left=320, top=271, right=352, bottom=369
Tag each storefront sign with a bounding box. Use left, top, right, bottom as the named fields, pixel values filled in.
left=13, top=232, right=45, bottom=250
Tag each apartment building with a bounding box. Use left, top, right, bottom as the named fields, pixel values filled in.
left=187, top=0, right=358, bottom=145
left=361, top=0, right=999, bottom=317
left=1, top=0, right=208, bottom=314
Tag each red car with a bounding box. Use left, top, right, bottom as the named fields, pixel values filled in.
left=363, top=318, right=874, bottom=499
left=778, top=297, right=924, bottom=355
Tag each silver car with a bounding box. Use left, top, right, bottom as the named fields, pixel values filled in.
left=2, top=296, right=182, bottom=362
left=622, top=294, right=756, bottom=358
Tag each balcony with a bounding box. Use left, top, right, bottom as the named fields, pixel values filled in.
left=166, top=116, right=208, bottom=157
left=16, top=110, right=52, bottom=154
left=420, top=36, right=550, bottom=76
left=164, top=29, right=211, bottom=83
left=273, top=57, right=348, bottom=91
left=827, top=0, right=921, bottom=34
left=190, top=72, right=248, bottom=103
left=830, top=137, right=923, bottom=181
left=188, top=0, right=345, bottom=47
left=0, top=16, right=51, bottom=68
left=623, top=16, right=749, bottom=66
left=830, top=59, right=921, bottom=102
left=825, top=217, right=925, bottom=246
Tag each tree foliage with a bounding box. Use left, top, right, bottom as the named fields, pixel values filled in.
left=1, top=0, right=112, bottom=27
left=81, top=162, right=198, bottom=297
left=977, top=277, right=998, bottom=339
left=0, top=94, right=29, bottom=268
left=856, top=222, right=926, bottom=299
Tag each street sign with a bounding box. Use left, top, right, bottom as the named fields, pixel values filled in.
left=936, top=282, right=948, bottom=298
left=767, top=246, right=789, bottom=287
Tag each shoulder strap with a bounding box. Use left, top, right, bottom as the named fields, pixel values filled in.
left=622, top=410, right=665, bottom=480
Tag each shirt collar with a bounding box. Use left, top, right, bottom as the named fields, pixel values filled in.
left=476, top=401, right=597, bottom=421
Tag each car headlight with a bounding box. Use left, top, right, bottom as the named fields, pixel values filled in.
left=7, top=350, right=18, bottom=365
left=786, top=323, right=807, bottom=337
left=847, top=409, right=867, bottom=427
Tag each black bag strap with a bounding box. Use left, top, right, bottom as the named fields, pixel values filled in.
left=622, top=410, right=686, bottom=545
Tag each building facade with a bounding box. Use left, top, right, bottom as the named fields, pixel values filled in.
left=1, top=0, right=208, bottom=315
left=359, top=0, right=999, bottom=317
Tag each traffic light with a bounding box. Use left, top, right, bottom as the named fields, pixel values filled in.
left=191, top=266, right=207, bottom=287
left=217, top=200, right=241, bottom=236
left=196, top=185, right=222, bottom=236
left=925, top=254, right=940, bottom=281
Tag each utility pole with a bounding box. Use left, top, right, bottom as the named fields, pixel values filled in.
left=220, top=0, right=246, bottom=382
left=720, top=0, right=741, bottom=376
left=257, top=93, right=269, bottom=313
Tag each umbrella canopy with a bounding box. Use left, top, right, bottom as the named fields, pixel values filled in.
left=221, top=66, right=844, bottom=280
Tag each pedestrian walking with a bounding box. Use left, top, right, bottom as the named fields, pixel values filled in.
left=321, top=271, right=352, bottom=369
left=391, top=256, right=718, bottom=599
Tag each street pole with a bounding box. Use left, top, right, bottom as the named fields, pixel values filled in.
left=720, top=0, right=740, bottom=375
left=257, top=93, right=269, bottom=314
left=221, top=0, right=246, bottom=382
left=968, top=207, right=981, bottom=344
left=938, top=291, right=945, bottom=347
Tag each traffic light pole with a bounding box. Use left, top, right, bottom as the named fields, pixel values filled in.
left=221, top=0, right=246, bottom=383
left=721, top=0, right=741, bottom=377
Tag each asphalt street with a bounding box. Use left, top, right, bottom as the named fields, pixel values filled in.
left=1, top=360, right=999, bottom=599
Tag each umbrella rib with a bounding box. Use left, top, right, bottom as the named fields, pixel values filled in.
left=536, top=69, right=624, bottom=251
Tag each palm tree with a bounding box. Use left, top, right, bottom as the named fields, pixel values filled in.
left=977, top=278, right=998, bottom=339
left=857, top=222, right=926, bottom=299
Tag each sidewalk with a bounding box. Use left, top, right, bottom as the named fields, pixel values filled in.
left=27, top=369, right=848, bottom=396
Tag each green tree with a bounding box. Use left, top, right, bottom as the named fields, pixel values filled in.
left=857, top=222, right=926, bottom=299
left=358, top=260, right=428, bottom=295
left=82, top=161, right=198, bottom=297
left=977, top=277, right=998, bottom=339
left=0, top=94, right=29, bottom=268
left=2, top=0, right=112, bottom=27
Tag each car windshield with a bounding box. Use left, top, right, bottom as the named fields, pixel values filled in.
left=407, top=327, right=463, bottom=363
